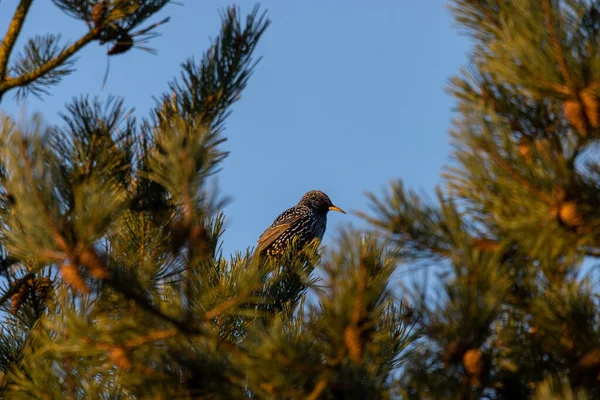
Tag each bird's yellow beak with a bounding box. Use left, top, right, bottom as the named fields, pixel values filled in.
left=328, top=205, right=346, bottom=214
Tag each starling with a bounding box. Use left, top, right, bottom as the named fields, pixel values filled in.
left=256, top=190, right=345, bottom=257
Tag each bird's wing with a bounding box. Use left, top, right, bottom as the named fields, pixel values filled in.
left=256, top=208, right=304, bottom=254
left=256, top=224, right=292, bottom=254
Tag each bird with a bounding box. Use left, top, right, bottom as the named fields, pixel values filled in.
left=256, top=190, right=345, bottom=257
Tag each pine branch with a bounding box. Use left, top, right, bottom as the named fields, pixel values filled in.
left=182, top=186, right=197, bottom=312
left=487, top=148, right=555, bottom=204
left=155, top=4, right=270, bottom=132
left=50, top=0, right=92, bottom=23
left=306, top=379, right=328, bottom=400
left=448, top=0, right=501, bottom=43
left=9, top=34, right=79, bottom=101
left=357, top=182, right=453, bottom=260
left=0, top=29, right=98, bottom=101
left=72, top=242, right=206, bottom=336
left=542, top=0, right=575, bottom=90
left=104, top=271, right=204, bottom=336
left=123, top=328, right=178, bottom=349
left=0, top=0, right=33, bottom=79
left=17, top=138, right=69, bottom=255
left=0, top=271, right=35, bottom=309
left=203, top=286, right=258, bottom=321
left=517, top=64, right=572, bottom=96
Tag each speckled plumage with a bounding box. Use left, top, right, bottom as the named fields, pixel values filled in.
left=256, top=190, right=345, bottom=257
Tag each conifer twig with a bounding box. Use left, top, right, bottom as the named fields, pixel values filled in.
left=345, top=253, right=367, bottom=364
left=488, top=149, right=554, bottom=204
left=305, top=379, right=328, bottom=400
left=0, top=272, right=35, bottom=308
left=542, top=0, right=574, bottom=90
left=518, top=62, right=571, bottom=95
left=481, top=7, right=499, bottom=29
left=18, top=139, right=66, bottom=248
left=0, top=0, right=33, bottom=79
left=106, top=276, right=205, bottom=336
left=0, top=29, right=98, bottom=97
left=203, top=286, right=258, bottom=321
left=182, top=190, right=195, bottom=311
left=18, top=137, right=199, bottom=335
left=124, top=328, right=178, bottom=348
left=63, top=357, right=75, bottom=400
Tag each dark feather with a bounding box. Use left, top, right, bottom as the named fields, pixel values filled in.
left=255, top=190, right=343, bottom=257
left=256, top=208, right=302, bottom=254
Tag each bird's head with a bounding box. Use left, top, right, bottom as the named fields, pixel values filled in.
left=298, top=190, right=346, bottom=214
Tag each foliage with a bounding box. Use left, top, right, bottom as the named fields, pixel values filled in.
left=4, top=0, right=598, bottom=398
left=0, top=0, right=173, bottom=102
left=0, top=2, right=416, bottom=399
left=359, top=0, right=600, bottom=398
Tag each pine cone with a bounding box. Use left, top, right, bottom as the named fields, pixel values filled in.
left=10, top=292, right=22, bottom=314
left=10, top=284, right=28, bottom=315
left=60, top=263, right=90, bottom=294
left=564, top=99, right=587, bottom=135
left=518, top=138, right=531, bottom=159
left=11, top=278, right=38, bottom=314
left=91, top=1, right=107, bottom=29
left=35, top=276, right=53, bottom=300
left=463, top=348, right=487, bottom=388
left=528, top=326, right=538, bottom=335
left=463, top=348, right=483, bottom=376
left=577, top=348, right=600, bottom=370
left=558, top=201, right=582, bottom=227
left=580, top=88, right=600, bottom=128
left=109, top=347, right=132, bottom=370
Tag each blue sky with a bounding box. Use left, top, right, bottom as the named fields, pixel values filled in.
left=0, top=1, right=472, bottom=257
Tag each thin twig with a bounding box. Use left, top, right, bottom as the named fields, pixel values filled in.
left=124, top=328, right=178, bottom=348
left=63, top=357, right=75, bottom=400
left=518, top=62, right=572, bottom=95
left=481, top=5, right=499, bottom=29
left=105, top=276, right=205, bottom=336
left=305, top=379, right=328, bottom=400
left=488, top=150, right=555, bottom=204
left=183, top=190, right=194, bottom=312
left=203, top=286, right=258, bottom=321
left=0, top=0, right=33, bottom=79
left=352, top=258, right=367, bottom=326
left=536, top=78, right=572, bottom=96
left=18, top=138, right=72, bottom=256
left=0, top=29, right=98, bottom=96
left=542, top=0, right=574, bottom=89
left=18, top=135, right=204, bottom=336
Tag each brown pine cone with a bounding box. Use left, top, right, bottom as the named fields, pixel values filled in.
left=10, top=279, right=34, bottom=314
left=91, top=1, right=107, bottom=29
left=35, top=276, right=53, bottom=300
left=564, top=99, right=587, bottom=135
left=60, top=263, right=90, bottom=294
left=580, top=88, right=600, bottom=128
